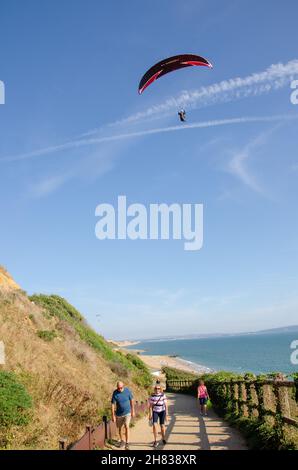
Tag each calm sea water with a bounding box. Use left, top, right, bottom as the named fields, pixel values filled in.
left=129, top=332, right=298, bottom=375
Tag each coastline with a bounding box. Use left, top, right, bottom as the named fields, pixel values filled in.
left=139, top=354, right=213, bottom=375
left=110, top=340, right=213, bottom=375
left=108, top=339, right=140, bottom=348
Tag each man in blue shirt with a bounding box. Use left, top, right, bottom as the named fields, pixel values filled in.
left=111, top=381, right=134, bottom=449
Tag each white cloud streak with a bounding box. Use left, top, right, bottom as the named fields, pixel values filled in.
left=111, top=59, right=298, bottom=126
left=2, top=59, right=298, bottom=165
left=3, top=113, right=298, bottom=163
left=30, top=173, right=73, bottom=197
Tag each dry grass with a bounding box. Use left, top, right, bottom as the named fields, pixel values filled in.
left=0, top=267, right=147, bottom=449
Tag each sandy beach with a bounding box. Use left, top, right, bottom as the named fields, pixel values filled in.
left=133, top=353, right=211, bottom=375
left=108, top=339, right=140, bottom=348
left=110, top=340, right=212, bottom=375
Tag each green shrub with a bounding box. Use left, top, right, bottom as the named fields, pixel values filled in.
left=37, top=330, right=57, bottom=342
left=0, top=371, right=32, bottom=427
left=162, top=366, right=199, bottom=381
left=126, top=353, right=152, bottom=388
left=132, top=371, right=152, bottom=389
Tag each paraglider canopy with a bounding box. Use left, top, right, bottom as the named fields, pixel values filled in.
left=138, top=54, right=212, bottom=94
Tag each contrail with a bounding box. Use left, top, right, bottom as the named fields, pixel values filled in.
left=113, top=59, right=298, bottom=126
left=2, top=114, right=298, bottom=163
left=64, top=59, right=298, bottom=138
left=2, top=59, right=298, bottom=163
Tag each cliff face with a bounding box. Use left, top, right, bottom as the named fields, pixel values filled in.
left=0, top=266, right=20, bottom=291
left=0, top=266, right=149, bottom=449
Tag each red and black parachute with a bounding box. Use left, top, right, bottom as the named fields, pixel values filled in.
left=138, top=54, right=212, bottom=94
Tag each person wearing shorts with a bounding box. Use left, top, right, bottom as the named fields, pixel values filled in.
left=197, top=380, right=209, bottom=416
left=149, top=384, right=168, bottom=448
left=111, top=381, right=134, bottom=450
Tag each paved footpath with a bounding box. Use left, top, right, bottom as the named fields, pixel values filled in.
left=127, top=393, right=247, bottom=451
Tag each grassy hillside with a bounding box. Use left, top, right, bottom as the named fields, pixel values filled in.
left=0, top=266, right=151, bottom=449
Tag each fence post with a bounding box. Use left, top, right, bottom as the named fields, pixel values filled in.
left=233, top=381, right=239, bottom=416
left=103, top=416, right=108, bottom=443
left=226, top=381, right=232, bottom=412
left=238, top=381, right=247, bottom=416
left=255, top=381, right=265, bottom=421
left=59, top=439, right=67, bottom=450
left=245, top=380, right=253, bottom=418
left=86, top=425, right=92, bottom=450
left=275, top=375, right=291, bottom=418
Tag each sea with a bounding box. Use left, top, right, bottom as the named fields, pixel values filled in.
left=128, top=332, right=298, bottom=376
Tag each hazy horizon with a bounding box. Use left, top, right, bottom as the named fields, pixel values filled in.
left=111, top=324, right=298, bottom=342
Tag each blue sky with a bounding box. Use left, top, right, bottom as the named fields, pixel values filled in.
left=1, top=0, right=298, bottom=339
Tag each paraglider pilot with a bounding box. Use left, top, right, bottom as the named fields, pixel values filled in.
left=178, top=109, right=186, bottom=122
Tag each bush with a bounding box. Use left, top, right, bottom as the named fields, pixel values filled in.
left=162, top=366, right=199, bottom=381
left=132, top=372, right=152, bottom=389
left=126, top=353, right=152, bottom=388
left=108, top=361, right=129, bottom=378
left=0, top=372, right=32, bottom=427
left=37, top=330, right=57, bottom=342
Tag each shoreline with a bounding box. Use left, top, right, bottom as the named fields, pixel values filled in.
left=110, top=340, right=213, bottom=375
left=108, top=339, right=140, bottom=348
left=129, top=351, right=213, bottom=375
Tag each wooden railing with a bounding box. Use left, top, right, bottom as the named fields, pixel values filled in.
left=216, top=378, right=298, bottom=427
left=166, top=375, right=298, bottom=439
left=166, top=379, right=198, bottom=394
left=59, top=400, right=148, bottom=450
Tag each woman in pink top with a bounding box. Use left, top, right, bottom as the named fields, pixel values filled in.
left=197, top=380, right=209, bottom=416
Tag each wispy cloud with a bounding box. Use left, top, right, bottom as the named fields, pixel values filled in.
left=226, top=126, right=280, bottom=193
left=3, top=114, right=298, bottom=163
left=30, top=172, right=74, bottom=198
left=29, top=144, right=119, bottom=197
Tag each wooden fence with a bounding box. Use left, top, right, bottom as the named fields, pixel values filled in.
left=59, top=400, right=148, bottom=450
left=166, top=379, right=199, bottom=394
left=166, top=376, right=298, bottom=441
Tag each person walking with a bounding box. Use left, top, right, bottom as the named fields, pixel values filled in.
left=111, top=381, right=134, bottom=450
left=197, top=380, right=209, bottom=416
left=149, top=384, right=168, bottom=448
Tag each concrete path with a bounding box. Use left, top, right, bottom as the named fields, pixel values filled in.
left=128, top=393, right=247, bottom=451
